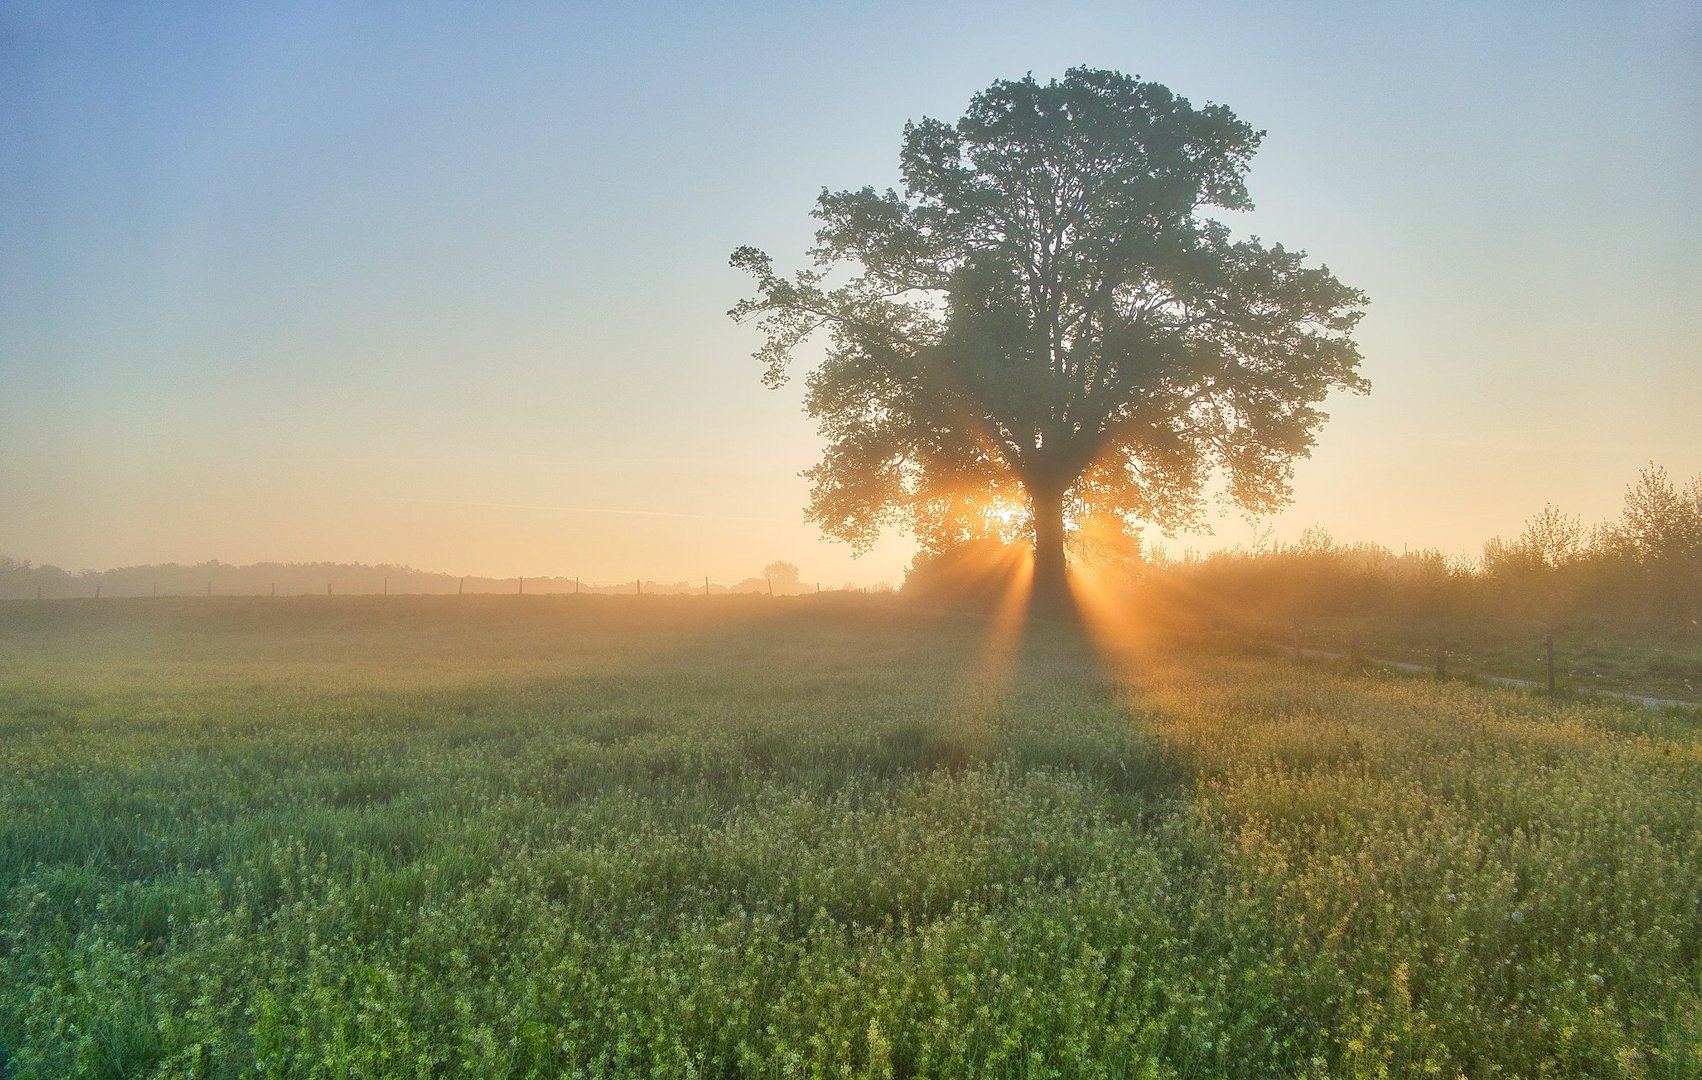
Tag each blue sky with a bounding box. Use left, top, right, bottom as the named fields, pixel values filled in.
left=3, top=1, right=1698, bottom=583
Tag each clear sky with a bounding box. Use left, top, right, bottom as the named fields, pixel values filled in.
left=4, top=1, right=1698, bottom=585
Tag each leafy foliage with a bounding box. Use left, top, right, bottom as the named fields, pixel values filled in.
left=731, top=68, right=1368, bottom=562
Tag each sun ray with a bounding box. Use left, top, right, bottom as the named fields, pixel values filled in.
left=1064, top=558, right=1153, bottom=672
left=921, top=543, right=1035, bottom=739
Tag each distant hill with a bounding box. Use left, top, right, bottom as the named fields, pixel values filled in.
left=0, top=557, right=844, bottom=600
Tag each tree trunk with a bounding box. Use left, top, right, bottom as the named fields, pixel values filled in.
left=1028, top=480, right=1074, bottom=619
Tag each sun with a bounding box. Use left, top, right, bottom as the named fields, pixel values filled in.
left=979, top=498, right=1030, bottom=545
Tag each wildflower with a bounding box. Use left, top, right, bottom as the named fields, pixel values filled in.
left=1510, top=911, right=1524, bottom=923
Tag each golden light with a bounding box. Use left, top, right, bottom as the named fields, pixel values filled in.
left=978, top=497, right=1030, bottom=545
left=1062, top=557, right=1152, bottom=669
left=914, top=542, right=1030, bottom=749
left=918, top=482, right=1233, bottom=714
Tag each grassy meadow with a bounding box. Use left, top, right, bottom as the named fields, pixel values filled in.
left=2, top=596, right=1700, bottom=1077
left=1234, top=615, right=1700, bottom=705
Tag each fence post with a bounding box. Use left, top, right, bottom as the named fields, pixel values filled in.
left=518, top=576, right=523, bottom=596
left=1435, top=637, right=1447, bottom=682
left=767, top=577, right=773, bottom=597
left=327, top=583, right=332, bottom=597
left=1545, top=634, right=1556, bottom=696
left=95, top=584, right=101, bottom=599
left=152, top=582, right=157, bottom=598
left=459, top=576, right=465, bottom=596
left=574, top=577, right=579, bottom=595
left=270, top=582, right=276, bottom=598
left=705, top=576, right=710, bottom=597
left=384, top=577, right=388, bottom=597
left=206, top=581, right=212, bottom=597
left=36, top=585, right=41, bottom=601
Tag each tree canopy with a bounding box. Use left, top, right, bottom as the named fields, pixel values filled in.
left=731, top=67, right=1368, bottom=608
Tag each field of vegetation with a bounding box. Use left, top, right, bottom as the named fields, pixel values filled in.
left=3, top=597, right=1700, bottom=1077
left=1104, top=464, right=1702, bottom=703
left=1221, top=615, right=1700, bottom=705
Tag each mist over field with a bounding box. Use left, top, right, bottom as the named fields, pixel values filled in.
left=2, top=597, right=1698, bottom=1075
left=2, top=464, right=1697, bottom=1071
left=5, top=3, right=1700, bottom=1075
left=0, top=557, right=855, bottom=600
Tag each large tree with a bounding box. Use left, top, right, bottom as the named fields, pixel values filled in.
left=731, top=68, right=1368, bottom=612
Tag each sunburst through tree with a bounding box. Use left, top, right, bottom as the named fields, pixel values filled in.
left=732, top=67, right=1368, bottom=616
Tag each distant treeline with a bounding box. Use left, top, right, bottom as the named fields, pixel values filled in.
left=908, top=463, right=1702, bottom=633
left=0, top=557, right=864, bottom=600
left=1142, top=464, right=1702, bottom=632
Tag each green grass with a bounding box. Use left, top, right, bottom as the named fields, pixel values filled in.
left=1244, top=615, right=1702, bottom=703
left=2, top=597, right=1700, bottom=1077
